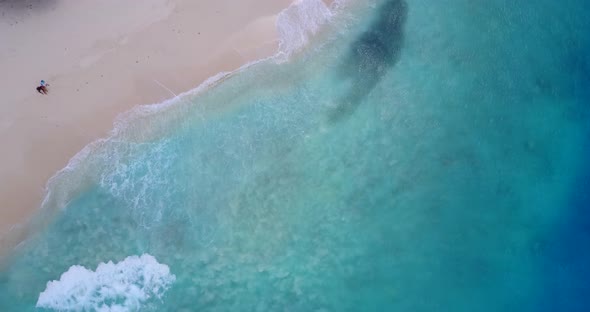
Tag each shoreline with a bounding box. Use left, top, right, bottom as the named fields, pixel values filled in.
left=0, top=0, right=294, bottom=256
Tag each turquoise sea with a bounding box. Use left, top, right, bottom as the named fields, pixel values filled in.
left=1, top=0, right=589, bottom=310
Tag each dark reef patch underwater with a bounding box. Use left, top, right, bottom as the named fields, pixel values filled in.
left=330, top=0, right=407, bottom=121
left=1, top=0, right=590, bottom=311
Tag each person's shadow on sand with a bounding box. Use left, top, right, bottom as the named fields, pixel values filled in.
left=36, top=79, right=49, bottom=95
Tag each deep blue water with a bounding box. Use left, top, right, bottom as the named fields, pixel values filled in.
left=540, top=140, right=590, bottom=311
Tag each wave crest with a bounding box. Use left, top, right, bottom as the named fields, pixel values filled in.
left=36, top=254, right=175, bottom=312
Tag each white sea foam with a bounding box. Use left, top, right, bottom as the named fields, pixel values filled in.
left=36, top=254, right=176, bottom=312
left=276, top=0, right=332, bottom=56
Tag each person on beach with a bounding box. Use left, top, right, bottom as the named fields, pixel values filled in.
left=36, top=80, right=49, bottom=95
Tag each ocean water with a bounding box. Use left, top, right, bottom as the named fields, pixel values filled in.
left=1, top=0, right=590, bottom=310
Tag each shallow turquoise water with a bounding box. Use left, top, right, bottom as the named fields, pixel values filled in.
left=1, top=0, right=590, bottom=310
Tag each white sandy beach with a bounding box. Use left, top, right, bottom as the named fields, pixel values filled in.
left=0, top=0, right=293, bottom=255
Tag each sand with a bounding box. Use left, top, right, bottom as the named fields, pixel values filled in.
left=0, top=0, right=293, bottom=255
